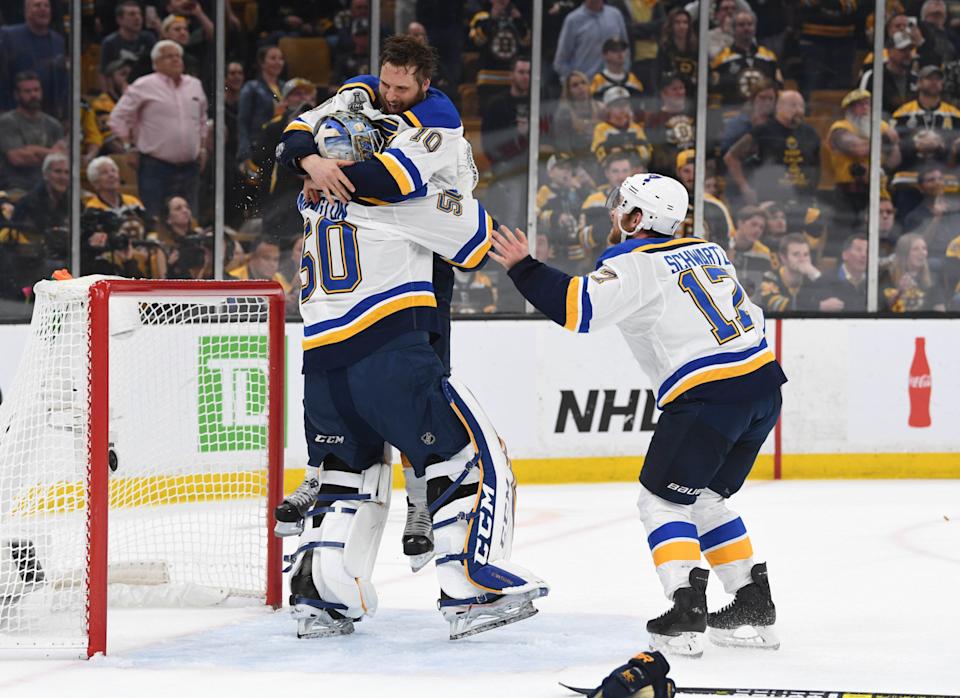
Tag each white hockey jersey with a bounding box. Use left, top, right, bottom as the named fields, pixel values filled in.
left=281, top=74, right=478, bottom=202
left=513, top=236, right=786, bottom=407
left=298, top=190, right=492, bottom=371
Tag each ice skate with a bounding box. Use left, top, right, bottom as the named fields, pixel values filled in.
left=402, top=498, right=434, bottom=572
left=646, top=568, right=708, bottom=658
left=292, top=602, right=355, bottom=638
left=708, top=562, right=779, bottom=650
left=273, top=474, right=321, bottom=536
left=441, top=586, right=548, bottom=640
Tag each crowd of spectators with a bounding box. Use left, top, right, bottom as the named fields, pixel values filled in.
left=3, top=0, right=960, bottom=318
left=522, top=0, right=960, bottom=314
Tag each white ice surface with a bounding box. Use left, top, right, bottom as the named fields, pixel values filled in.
left=1, top=480, right=959, bottom=697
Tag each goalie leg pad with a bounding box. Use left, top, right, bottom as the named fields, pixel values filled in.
left=285, top=462, right=391, bottom=624
left=691, top=489, right=754, bottom=594
left=428, top=378, right=549, bottom=606
left=637, top=485, right=703, bottom=601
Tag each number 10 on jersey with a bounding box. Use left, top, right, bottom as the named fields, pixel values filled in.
left=301, top=218, right=362, bottom=300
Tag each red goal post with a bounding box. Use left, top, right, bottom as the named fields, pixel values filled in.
left=0, top=277, right=285, bottom=658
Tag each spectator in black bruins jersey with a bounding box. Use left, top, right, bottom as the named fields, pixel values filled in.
left=591, top=86, right=652, bottom=166
left=674, top=149, right=734, bottom=244
left=759, top=233, right=832, bottom=312
left=657, top=8, right=698, bottom=92
left=710, top=9, right=782, bottom=112
left=579, top=151, right=634, bottom=259
left=858, top=30, right=918, bottom=117
left=826, top=89, right=902, bottom=234
left=468, top=0, right=531, bottom=102
left=536, top=153, right=592, bottom=274
left=724, top=90, right=821, bottom=228
left=794, top=0, right=866, bottom=95
left=857, top=14, right=922, bottom=82
left=879, top=232, right=946, bottom=311
left=890, top=64, right=960, bottom=172
left=729, top=204, right=775, bottom=300
left=644, top=73, right=695, bottom=176
left=552, top=70, right=602, bottom=162
left=590, top=38, right=644, bottom=110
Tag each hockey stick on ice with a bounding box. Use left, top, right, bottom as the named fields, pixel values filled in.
left=675, top=689, right=960, bottom=698
left=561, top=685, right=958, bottom=698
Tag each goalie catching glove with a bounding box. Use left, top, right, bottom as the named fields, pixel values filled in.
left=560, top=651, right=675, bottom=698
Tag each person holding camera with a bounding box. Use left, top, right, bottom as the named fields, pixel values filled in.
left=80, top=208, right=140, bottom=277
left=537, top=153, right=593, bottom=274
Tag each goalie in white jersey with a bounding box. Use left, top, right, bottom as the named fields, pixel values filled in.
left=491, top=173, right=787, bottom=657
left=276, top=36, right=479, bottom=570
left=273, top=110, right=548, bottom=641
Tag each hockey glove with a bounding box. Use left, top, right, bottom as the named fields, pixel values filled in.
left=560, top=651, right=675, bottom=698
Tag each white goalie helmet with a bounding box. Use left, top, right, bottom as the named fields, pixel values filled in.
left=313, top=111, right=383, bottom=163
left=611, top=173, right=689, bottom=241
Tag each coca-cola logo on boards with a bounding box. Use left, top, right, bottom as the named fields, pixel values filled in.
left=909, top=375, right=931, bottom=389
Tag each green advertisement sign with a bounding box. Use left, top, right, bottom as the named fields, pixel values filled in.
left=197, top=335, right=269, bottom=452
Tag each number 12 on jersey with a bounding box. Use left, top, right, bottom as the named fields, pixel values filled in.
left=301, top=218, right=362, bottom=300
left=678, top=265, right=754, bottom=344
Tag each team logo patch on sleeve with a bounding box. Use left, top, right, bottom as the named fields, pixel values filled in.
left=590, top=267, right=619, bottom=284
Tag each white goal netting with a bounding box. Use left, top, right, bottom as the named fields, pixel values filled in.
left=0, top=277, right=281, bottom=654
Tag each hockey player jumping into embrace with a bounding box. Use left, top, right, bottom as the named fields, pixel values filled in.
left=490, top=173, right=787, bottom=657
left=272, top=107, right=548, bottom=637
left=278, top=36, right=482, bottom=574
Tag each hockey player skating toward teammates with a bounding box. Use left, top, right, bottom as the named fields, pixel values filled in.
left=489, top=173, right=786, bottom=657
left=276, top=36, right=479, bottom=572
left=272, top=109, right=548, bottom=640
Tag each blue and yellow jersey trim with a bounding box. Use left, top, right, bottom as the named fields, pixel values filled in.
left=647, top=521, right=701, bottom=567
left=302, top=281, right=437, bottom=350
left=337, top=74, right=379, bottom=106
left=400, top=88, right=462, bottom=130
left=563, top=276, right=593, bottom=333
left=699, top=518, right=754, bottom=567
left=657, top=338, right=777, bottom=408
left=447, top=205, right=493, bottom=269
left=283, top=117, right=312, bottom=135
left=373, top=148, right=423, bottom=195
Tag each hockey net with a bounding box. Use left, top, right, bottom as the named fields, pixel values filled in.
left=0, top=277, right=284, bottom=656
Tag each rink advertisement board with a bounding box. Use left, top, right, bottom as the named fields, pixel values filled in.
left=2, top=319, right=958, bottom=481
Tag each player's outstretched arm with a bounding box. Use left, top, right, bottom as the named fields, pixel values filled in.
left=491, top=225, right=638, bottom=332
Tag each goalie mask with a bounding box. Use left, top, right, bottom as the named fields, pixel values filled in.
left=609, top=173, right=689, bottom=243
left=313, top=111, right=383, bottom=163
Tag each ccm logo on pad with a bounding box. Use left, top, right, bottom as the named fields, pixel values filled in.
left=314, top=434, right=345, bottom=444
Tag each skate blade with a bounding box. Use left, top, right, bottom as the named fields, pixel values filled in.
left=274, top=520, right=304, bottom=537
left=408, top=550, right=435, bottom=573
left=649, top=631, right=704, bottom=658
left=293, top=606, right=354, bottom=639
left=449, top=603, right=538, bottom=640
left=708, top=625, right=779, bottom=650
